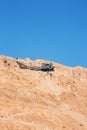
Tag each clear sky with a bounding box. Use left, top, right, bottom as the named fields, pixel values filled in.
left=0, top=0, right=87, bottom=67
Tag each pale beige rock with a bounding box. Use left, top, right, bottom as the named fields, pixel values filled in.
left=0, top=55, right=87, bottom=130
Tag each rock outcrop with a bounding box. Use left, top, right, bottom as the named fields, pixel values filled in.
left=0, top=56, right=87, bottom=130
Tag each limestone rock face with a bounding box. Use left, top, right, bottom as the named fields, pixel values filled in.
left=0, top=56, right=87, bottom=130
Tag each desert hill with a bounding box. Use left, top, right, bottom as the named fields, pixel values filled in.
left=0, top=55, right=87, bottom=130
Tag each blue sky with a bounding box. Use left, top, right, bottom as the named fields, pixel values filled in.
left=0, top=0, right=87, bottom=67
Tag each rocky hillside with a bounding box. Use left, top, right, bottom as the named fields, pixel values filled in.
left=0, top=56, right=87, bottom=130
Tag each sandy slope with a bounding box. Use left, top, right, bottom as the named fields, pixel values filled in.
left=0, top=56, right=87, bottom=130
